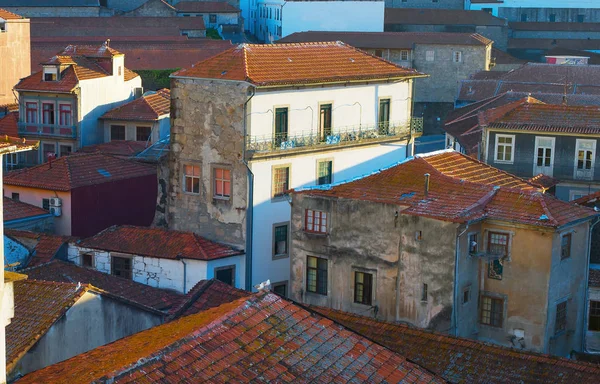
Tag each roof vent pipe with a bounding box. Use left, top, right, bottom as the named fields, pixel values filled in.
left=424, top=173, right=430, bottom=198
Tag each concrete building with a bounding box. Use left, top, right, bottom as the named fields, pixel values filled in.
left=279, top=31, right=492, bottom=134
left=3, top=152, right=157, bottom=237
left=69, top=225, right=246, bottom=292
left=165, top=42, right=427, bottom=293
left=14, top=42, right=142, bottom=165
left=290, top=150, right=597, bottom=356
left=470, top=0, right=600, bottom=23
left=175, top=1, right=240, bottom=31
left=0, top=9, right=29, bottom=106
left=244, top=0, right=384, bottom=43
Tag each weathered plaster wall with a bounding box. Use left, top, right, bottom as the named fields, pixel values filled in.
left=167, top=77, right=251, bottom=248
left=290, top=194, right=458, bottom=329
left=9, top=291, right=162, bottom=379
left=587, top=285, right=600, bottom=352
left=4, top=215, right=54, bottom=233
left=0, top=19, right=30, bottom=105
left=3, top=236, right=30, bottom=271
left=121, top=0, right=176, bottom=16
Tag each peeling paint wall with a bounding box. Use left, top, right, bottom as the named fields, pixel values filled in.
left=290, top=194, right=458, bottom=329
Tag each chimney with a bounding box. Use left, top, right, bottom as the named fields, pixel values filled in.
left=424, top=173, right=430, bottom=197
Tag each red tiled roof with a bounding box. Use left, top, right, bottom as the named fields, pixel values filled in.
left=385, top=8, right=506, bottom=26
left=0, top=135, right=38, bottom=155
left=279, top=31, right=492, bottom=49
left=22, top=260, right=183, bottom=311
left=492, top=48, right=526, bottom=65
left=0, top=112, right=18, bottom=137
left=0, top=8, right=23, bottom=20
left=295, top=151, right=596, bottom=228
left=590, top=269, right=600, bottom=288
left=176, top=1, right=239, bottom=13
left=3, top=197, right=50, bottom=222
left=312, top=306, right=600, bottom=384
left=168, top=278, right=250, bottom=319
left=100, top=89, right=170, bottom=121
left=573, top=191, right=600, bottom=206
left=17, top=292, right=444, bottom=384
left=3, top=152, right=156, bottom=191
left=5, top=229, right=72, bottom=267
left=78, top=225, right=244, bottom=261
left=528, top=174, right=560, bottom=190
left=77, top=140, right=148, bottom=157
left=58, top=43, right=123, bottom=58
left=174, top=42, right=426, bottom=87
left=6, top=279, right=88, bottom=371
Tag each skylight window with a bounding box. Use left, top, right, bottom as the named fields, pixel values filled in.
left=97, top=169, right=112, bottom=177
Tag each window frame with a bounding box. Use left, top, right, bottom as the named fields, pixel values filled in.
left=110, top=124, right=126, bottom=141
left=212, top=165, right=232, bottom=201
left=468, top=232, right=479, bottom=254
left=183, top=163, right=201, bottom=195
left=453, top=51, right=462, bottom=63
left=480, top=294, right=504, bottom=328
left=25, top=102, right=38, bottom=124
left=425, top=50, right=435, bottom=62
left=59, top=103, right=72, bottom=126
left=42, top=102, right=55, bottom=125
left=316, top=159, right=333, bottom=185
left=272, top=222, right=290, bottom=260
left=41, top=142, right=56, bottom=163
left=111, top=255, right=132, bottom=280
left=555, top=300, right=568, bottom=335
left=494, top=134, right=515, bottom=164
left=487, top=231, right=509, bottom=280
left=271, top=164, right=291, bottom=200
left=534, top=136, right=555, bottom=171
left=561, top=233, right=572, bottom=260
left=574, top=138, right=596, bottom=180
left=136, top=126, right=152, bottom=142
left=209, top=14, right=217, bottom=23
left=214, top=265, right=236, bottom=286
left=271, top=280, right=288, bottom=297
left=306, top=255, right=328, bottom=295
left=400, top=50, right=409, bottom=61
left=589, top=300, right=600, bottom=332
left=81, top=253, right=94, bottom=268
left=305, top=209, right=328, bottom=234
left=463, top=285, right=471, bottom=305
left=58, top=144, right=72, bottom=157
left=354, top=271, right=373, bottom=306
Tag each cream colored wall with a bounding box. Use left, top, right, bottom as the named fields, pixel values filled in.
left=2, top=186, right=71, bottom=236
left=103, top=120, right=160, bottom=143
left=0, top=19, right=30, bottom=105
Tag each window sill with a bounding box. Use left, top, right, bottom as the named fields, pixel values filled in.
left=271, top=195, right=289, bottom=203
left=304, top=231, right=328, bottom=237
left=272, top=254, right=289, bottom=260
left=212, top=196, right=231, bottom=203
left=305, top=290, right=327, bottom=297
left=182, top=191, right=200, bottom=196
left=479, top=323, right=504, bottom=330
left=494, top=160, right=514, bottom=165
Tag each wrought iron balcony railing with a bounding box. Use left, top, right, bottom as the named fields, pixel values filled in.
left=246, top=118, right=423, bottom=153
left=18, top=122, right=77, bottom=138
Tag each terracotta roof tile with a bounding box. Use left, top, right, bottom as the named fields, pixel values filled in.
left=22, top=260, right=183, bottom=311
left=6, top=279, right=88, bottom=371
left=58, top=43, right=123, bottom=58
left=168, top=279, right=251, bottom=319
left=100, top=89, right=170, bottom=121
left=590, top=269, right=600, bottom=288
left=279, top=31, right=492, bottom=49
left=0, top=8, right=23, bottom=20
left=3, top=152, right=156, bottom=191
left=17, top=292, right=444, bottom=384
left=0, top=112, right=18, bottom=137
left=77, top=140, right=148, bottom=157
left=0, top=135, right=38, bottom=155
left=295, top=150, right=596, bottom=228
left=3, top=197, right=50, bottom=222
left=528, top=174, right=560, bottom=190
left=312, top=306, right=600, bottom=384
left=78, top=225, right=244, bottom=261
left=174, top=42, right=426, bottom=87
left=5, top=229, right=72, bottom=267
left=176, top=1, right=239, bottom=13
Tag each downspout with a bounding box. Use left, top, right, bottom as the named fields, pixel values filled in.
left=180, top=259, right=187, bottom=293
left=582, top=216, right=600, bottom=352
left=243, top=86, right=256, bottom=291
left=454, top=223, right=470, bottom=336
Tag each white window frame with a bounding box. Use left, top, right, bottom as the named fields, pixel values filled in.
left=182, top=163, right=201, bottom=195
left=494, top=134, right=515, bottom=164
left=400, top=50, right=409, bottom=61
left=5, top=152, right=18, bottom=167
left=533, top=136, right=555, bottom=176
left=453, top=51, right=462, bottom=63
left=425, top=50, right=435, bottom=62
left=574, top=139, right=596, bottom=180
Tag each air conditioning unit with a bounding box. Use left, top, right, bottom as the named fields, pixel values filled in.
left=49, top=197, right=62, bottom=207
left=50, top=206, right=62, bottom=217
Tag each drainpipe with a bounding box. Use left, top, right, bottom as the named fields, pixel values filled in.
left=395, top=227, right=403, bottom=322
left=180, top=259, right=187, bottom=293
left=454, top=223, right=470, bottom=336
left=243, top=86, right=256, bottom=291
left=582, top=217, right=600, bottom=352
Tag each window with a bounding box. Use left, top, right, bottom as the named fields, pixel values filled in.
left=468, top=233, right=478, bottom=254
left=42, top=198, right=50, bottom=210
left=42, top=103, right=55, bottom=125
left=273, top=223, right=289, bottom=259
left=561, top=233, right=572, bottom=260
left=374, top=49, right=383, bottom=57
left=59, top=104, right=71, bottom=126
left=213, top=167, right=231, bottom=199
left=136, top=126, right=152, bottom=142
left=306, top=256, right=327, bottom=295
left=42, top=143, right=56, bottom=162
left=421, top=283, right=428, bottom=302
left=463, top=286, right=471, bottom=304
left=209, top=14, right=217, bottom=23
left=590, top=301, right=600, bottom=331
left=520, top=13, right=528, bottom=22
left=535, top=137, right=554, bottom=169
left=274, top=107, right=288, bottom=146
left=272, top=165, right=290, bottom=198
left=426, top=50, right=435, bottom=62
left=319, top=104, right=332, bottom=142
left=549, top=14, right=556, bottom=22
left=480, top=295, right=503, bottom=327
left=354, top=271, right=373, bottom=305
left=401, top=50, right=409, bottom=61
left=183, top=164, right=200, bottom=194
left=555, top=301, right=567, bottom=334
left=576, top=139, right=596, bottom=179
left=44, top=72, right=57, bottom=81
left=6, top=153, right=18, bottom=168
left=317, top=160, right=332, bottom=185
left=494, top=134, right=515, bottom=163
left=111, top=256, right=132, bottom=279
left=118, top=66, right=122, bottom=76
left=26, top=102, right=37, bottom=124
left=578, top=14, right=585, bottom=23
left=215, top=265, right=235, bottom=286
left=453, top=51, right=462, bottom=63
left=81, top=253, right=94, bottom=268
left=9, top=193, right=19, bottom=202
left=488, top=232, right=509, bottom=280
left=59, top=144, right=72, bottom=157
left=378, top=98, right=391, bottom=134
left=272, top=282, right=287, bottom=297
left=305, top=209, right=328, bottom=234
left=110, top=125, right=125, bottom=141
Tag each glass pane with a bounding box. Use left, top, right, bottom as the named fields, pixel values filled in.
left=215, top=168, right=223, bottom=179
left=224, top=181, right=231, bottom=196
left=308, top=256, right=316, bottom=268
left=356, top=272, right=363, bottom=284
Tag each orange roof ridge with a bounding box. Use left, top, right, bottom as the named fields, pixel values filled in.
left=537, top=193, right=558, bottom=226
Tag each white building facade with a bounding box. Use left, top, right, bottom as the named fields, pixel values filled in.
left=470, top=0, right=600, bottom=21
left=244, top=0, right=384, bottom=42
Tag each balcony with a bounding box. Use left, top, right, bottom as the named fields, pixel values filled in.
left=18, top=122, right=76, bottom=138
left=246, top=118, right=423, bottom=154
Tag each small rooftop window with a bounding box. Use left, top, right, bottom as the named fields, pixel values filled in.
left=43, top=66, right=59, bottom=82
left=97, top=169, right=112, bottom=177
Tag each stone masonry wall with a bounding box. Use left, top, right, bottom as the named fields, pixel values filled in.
left=167, top=77, right=251, bottom=248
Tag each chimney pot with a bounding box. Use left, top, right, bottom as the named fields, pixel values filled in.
left=424, top=173, right=430, bottom=197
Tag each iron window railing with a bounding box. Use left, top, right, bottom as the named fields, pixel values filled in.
left=18, top=122, right=77, bottom=138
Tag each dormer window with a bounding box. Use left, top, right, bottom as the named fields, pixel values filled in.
left=43, top=66, right=59, bottom=82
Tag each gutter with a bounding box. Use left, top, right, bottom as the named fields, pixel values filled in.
left=181, top=259, right=187, bottom=293
left=453, top=222, right=471, bottom=336
left=5, top=213, right=54, bottom=226
left=583, top=216, right=600, bottom=352
left=243, top=86, right=256, bottom=291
